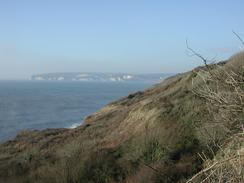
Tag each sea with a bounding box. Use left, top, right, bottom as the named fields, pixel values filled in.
left=0, top=81, right=153, bottom=142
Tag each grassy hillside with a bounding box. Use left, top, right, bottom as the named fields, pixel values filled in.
left=0, top=53, right=243, bottom=183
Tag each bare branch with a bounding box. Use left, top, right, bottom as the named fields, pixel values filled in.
left=186, top=39, right=208, bottom=66
left=232, top=30, right=244, bottom=46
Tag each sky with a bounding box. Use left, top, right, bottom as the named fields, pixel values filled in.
left=0, top=0, right=244, bottom=79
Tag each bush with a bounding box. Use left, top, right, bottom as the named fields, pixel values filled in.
left=142, top=137, right=165, bottom=164
left=79, top=148, right=128, bottom=183
left=187, top=51, right=244, bottom=182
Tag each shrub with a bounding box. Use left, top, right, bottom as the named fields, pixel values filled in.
left=187, top=50, right=244, bottom=182
left=79, top=148, right=128, bottom=183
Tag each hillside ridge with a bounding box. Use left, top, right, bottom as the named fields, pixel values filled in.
left=0, top=53, right=243, bottom=183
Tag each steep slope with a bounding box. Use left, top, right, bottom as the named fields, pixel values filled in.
left=0, top=54, right=243, bottom=183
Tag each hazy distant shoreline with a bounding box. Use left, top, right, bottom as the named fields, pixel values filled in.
left=31, top=72, right=173, bottom=82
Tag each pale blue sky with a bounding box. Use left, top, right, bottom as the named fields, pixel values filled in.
left=0, top=0, right=243, bottom=79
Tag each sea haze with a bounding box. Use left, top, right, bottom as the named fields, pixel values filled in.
left=0, top=81, right=154, bottom=142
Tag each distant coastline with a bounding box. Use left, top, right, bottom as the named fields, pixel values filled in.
left=31, top=72, right=174, bottom=83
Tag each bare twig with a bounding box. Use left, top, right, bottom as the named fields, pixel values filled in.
left=186, top=39, right=208, bottom=67
left=233, top=30, right=244, bottom=46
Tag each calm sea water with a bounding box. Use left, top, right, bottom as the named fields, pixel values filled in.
left=0, top=81, right=152, bottom=142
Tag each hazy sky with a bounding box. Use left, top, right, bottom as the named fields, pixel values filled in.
left=0, top=0, right=243, bottom=79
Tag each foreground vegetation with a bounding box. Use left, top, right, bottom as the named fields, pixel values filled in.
left=0, top=52, right=243, bottom=183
